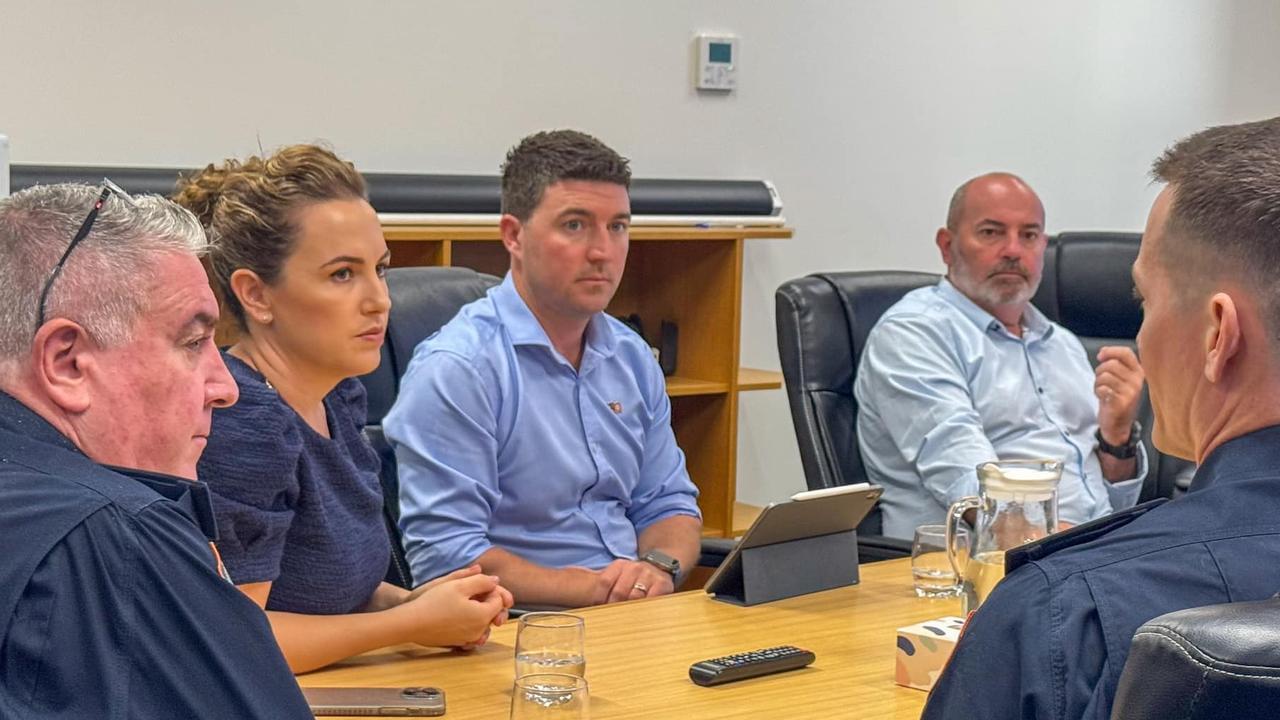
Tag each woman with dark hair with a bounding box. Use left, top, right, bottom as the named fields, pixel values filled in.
left=176, top=144, right=511, bottom=672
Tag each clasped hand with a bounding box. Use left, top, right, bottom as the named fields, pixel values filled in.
left=404, top=565, right=514, bottom=650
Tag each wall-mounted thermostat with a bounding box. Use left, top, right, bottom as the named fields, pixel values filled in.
left=694, top=34, right=737, bottom=91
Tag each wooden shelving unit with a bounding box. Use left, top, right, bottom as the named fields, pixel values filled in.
left=381, top=222, right=790, bottom=537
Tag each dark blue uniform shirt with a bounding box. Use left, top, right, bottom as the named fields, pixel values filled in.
left=924, top=425, right=1280, bottom=720
left=0, top=392, right=311, bottom=719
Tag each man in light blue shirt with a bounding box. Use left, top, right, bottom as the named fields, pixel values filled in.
left=385, top=130, right=702, bottom=608
left=854, top=173, right=1147, bottom=540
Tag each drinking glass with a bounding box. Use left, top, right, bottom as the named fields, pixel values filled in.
left=912, top=524, right=967, bottom=598
left=509, top=674, right=589, bottom=719
left=515, top=613, right=586, bottom=679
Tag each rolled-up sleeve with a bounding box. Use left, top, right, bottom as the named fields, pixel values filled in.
left=626, top=357, right=700, bottom=532
left=386, top=351, right=500, bottom=583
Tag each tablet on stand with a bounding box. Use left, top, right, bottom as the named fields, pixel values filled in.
left=704, top=483, right=883, bottom=606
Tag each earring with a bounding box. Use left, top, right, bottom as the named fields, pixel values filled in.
left=260, top=313, right=272, bottom=324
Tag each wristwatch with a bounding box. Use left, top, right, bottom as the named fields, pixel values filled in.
left=641, top=549, right=681, bottom=582
left=1096, top=421, right=1142, bottom=459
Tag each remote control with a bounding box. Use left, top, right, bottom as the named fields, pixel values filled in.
left=688, top=645, right=816, bottom=686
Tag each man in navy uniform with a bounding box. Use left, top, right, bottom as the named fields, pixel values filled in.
left=0, top=183, right=312, bottom=718
left=924, top=116, right=1280, bottom=719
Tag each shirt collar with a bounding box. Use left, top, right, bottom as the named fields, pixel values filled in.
left=0, top=391, right=219, bottom=541
left=0, top=390, right=80, bottom=453
left=935, top=277, right=1054, bottom=341
left=490, top=272, right=619, bottom=360
left=107, top=465, right=221, bottom=541
left=1189, top=424, right=1280, bottom=494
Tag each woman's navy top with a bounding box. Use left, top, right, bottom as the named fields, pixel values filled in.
left=197, top=353, right=390, bottom=615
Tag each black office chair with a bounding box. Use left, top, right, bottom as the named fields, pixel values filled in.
left=776, top=270, right=937, bottom=561
left=1110, top=597, right=1280, bottom=719
left=360, top=266, right=502, bottom=588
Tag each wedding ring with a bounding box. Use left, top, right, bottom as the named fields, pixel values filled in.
left=632, top=582, right=648, bottom=592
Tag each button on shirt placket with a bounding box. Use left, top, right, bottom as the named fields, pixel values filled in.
left=573, top=354, right=619, bottom=555
left=1009, top=323, right=1096, bottom=504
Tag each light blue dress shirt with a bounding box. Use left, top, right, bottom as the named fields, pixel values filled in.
left=854, top=279, right=1145, bottom=540
left=385, top=274, right=701, bottom=582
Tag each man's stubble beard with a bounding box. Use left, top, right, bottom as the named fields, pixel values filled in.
left=950, top=255, right=1041, bottom=315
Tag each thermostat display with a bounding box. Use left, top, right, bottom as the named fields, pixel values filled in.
left=695, top=34, right=737, bottom=91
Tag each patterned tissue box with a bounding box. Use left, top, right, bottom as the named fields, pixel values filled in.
left=894, top=616, right=966, bottom=691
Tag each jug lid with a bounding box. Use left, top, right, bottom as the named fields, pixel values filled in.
left=977, top=460, right=1062, bottom=502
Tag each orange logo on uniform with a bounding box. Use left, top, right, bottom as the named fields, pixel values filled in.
left=209, top=542, right=233, bottom=583
left=608, top=402, right=623, bottom=414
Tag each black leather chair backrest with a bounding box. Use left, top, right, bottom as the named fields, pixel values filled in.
left=359, top=266, right=501, bottom=587
left=1111, top=597, right=1280, bottom=719
left=776, top=270, right=937, bottom=560
left=1032, top=232, right=1144, bottom=340
left=1032, top=232, right=1192, bottom=501
left=363, top=266, right=503, bottom=425
left=776, top=271, right=939, bottom=497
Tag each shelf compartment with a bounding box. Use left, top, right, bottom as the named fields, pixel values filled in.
left=387, top=239, right=447, bottom=268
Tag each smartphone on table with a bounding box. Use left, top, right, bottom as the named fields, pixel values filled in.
left=302, top=686, right=445, bottom=716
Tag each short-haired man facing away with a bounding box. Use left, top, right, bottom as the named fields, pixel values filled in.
left=0, top=184, right=311, bottom=718
left=387, top=130, right=703, bottom=608
left=924, top=117, right=1280, bottom=719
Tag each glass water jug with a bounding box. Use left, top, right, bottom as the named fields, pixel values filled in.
left=945, top=459, right=1063, bottom=613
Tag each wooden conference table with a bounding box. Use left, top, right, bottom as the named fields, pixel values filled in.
left=301, top=558, right=956, bottom=719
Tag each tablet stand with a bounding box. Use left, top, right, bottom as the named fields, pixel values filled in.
left=710, top=530, right=860, bottom=606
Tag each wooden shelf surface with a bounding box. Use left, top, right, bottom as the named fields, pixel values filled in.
left=737, top=367, right=783, bottom=391
left=733, top=501, right=765, bottom=535
left=664, top=376, right=731, bottom=397
left=664, top=369, right=783, bottom=398
left=703, top=501, right=765, bottom=538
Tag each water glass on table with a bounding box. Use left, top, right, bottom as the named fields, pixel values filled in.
left=515, top=612, right=587, bottom=679
left=510, top=674, right=590, bottom=719
left=912, top=524, right=968, bottom=598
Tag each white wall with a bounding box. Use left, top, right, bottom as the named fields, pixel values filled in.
left=3, top=1, right=1278, bottom=505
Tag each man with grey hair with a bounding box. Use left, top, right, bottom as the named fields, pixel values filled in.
left=854, top=172, right=1148, bottom=539
left=925, top=117, right=1280, bottom=718
left=0, top=183, right=311, bottom=718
